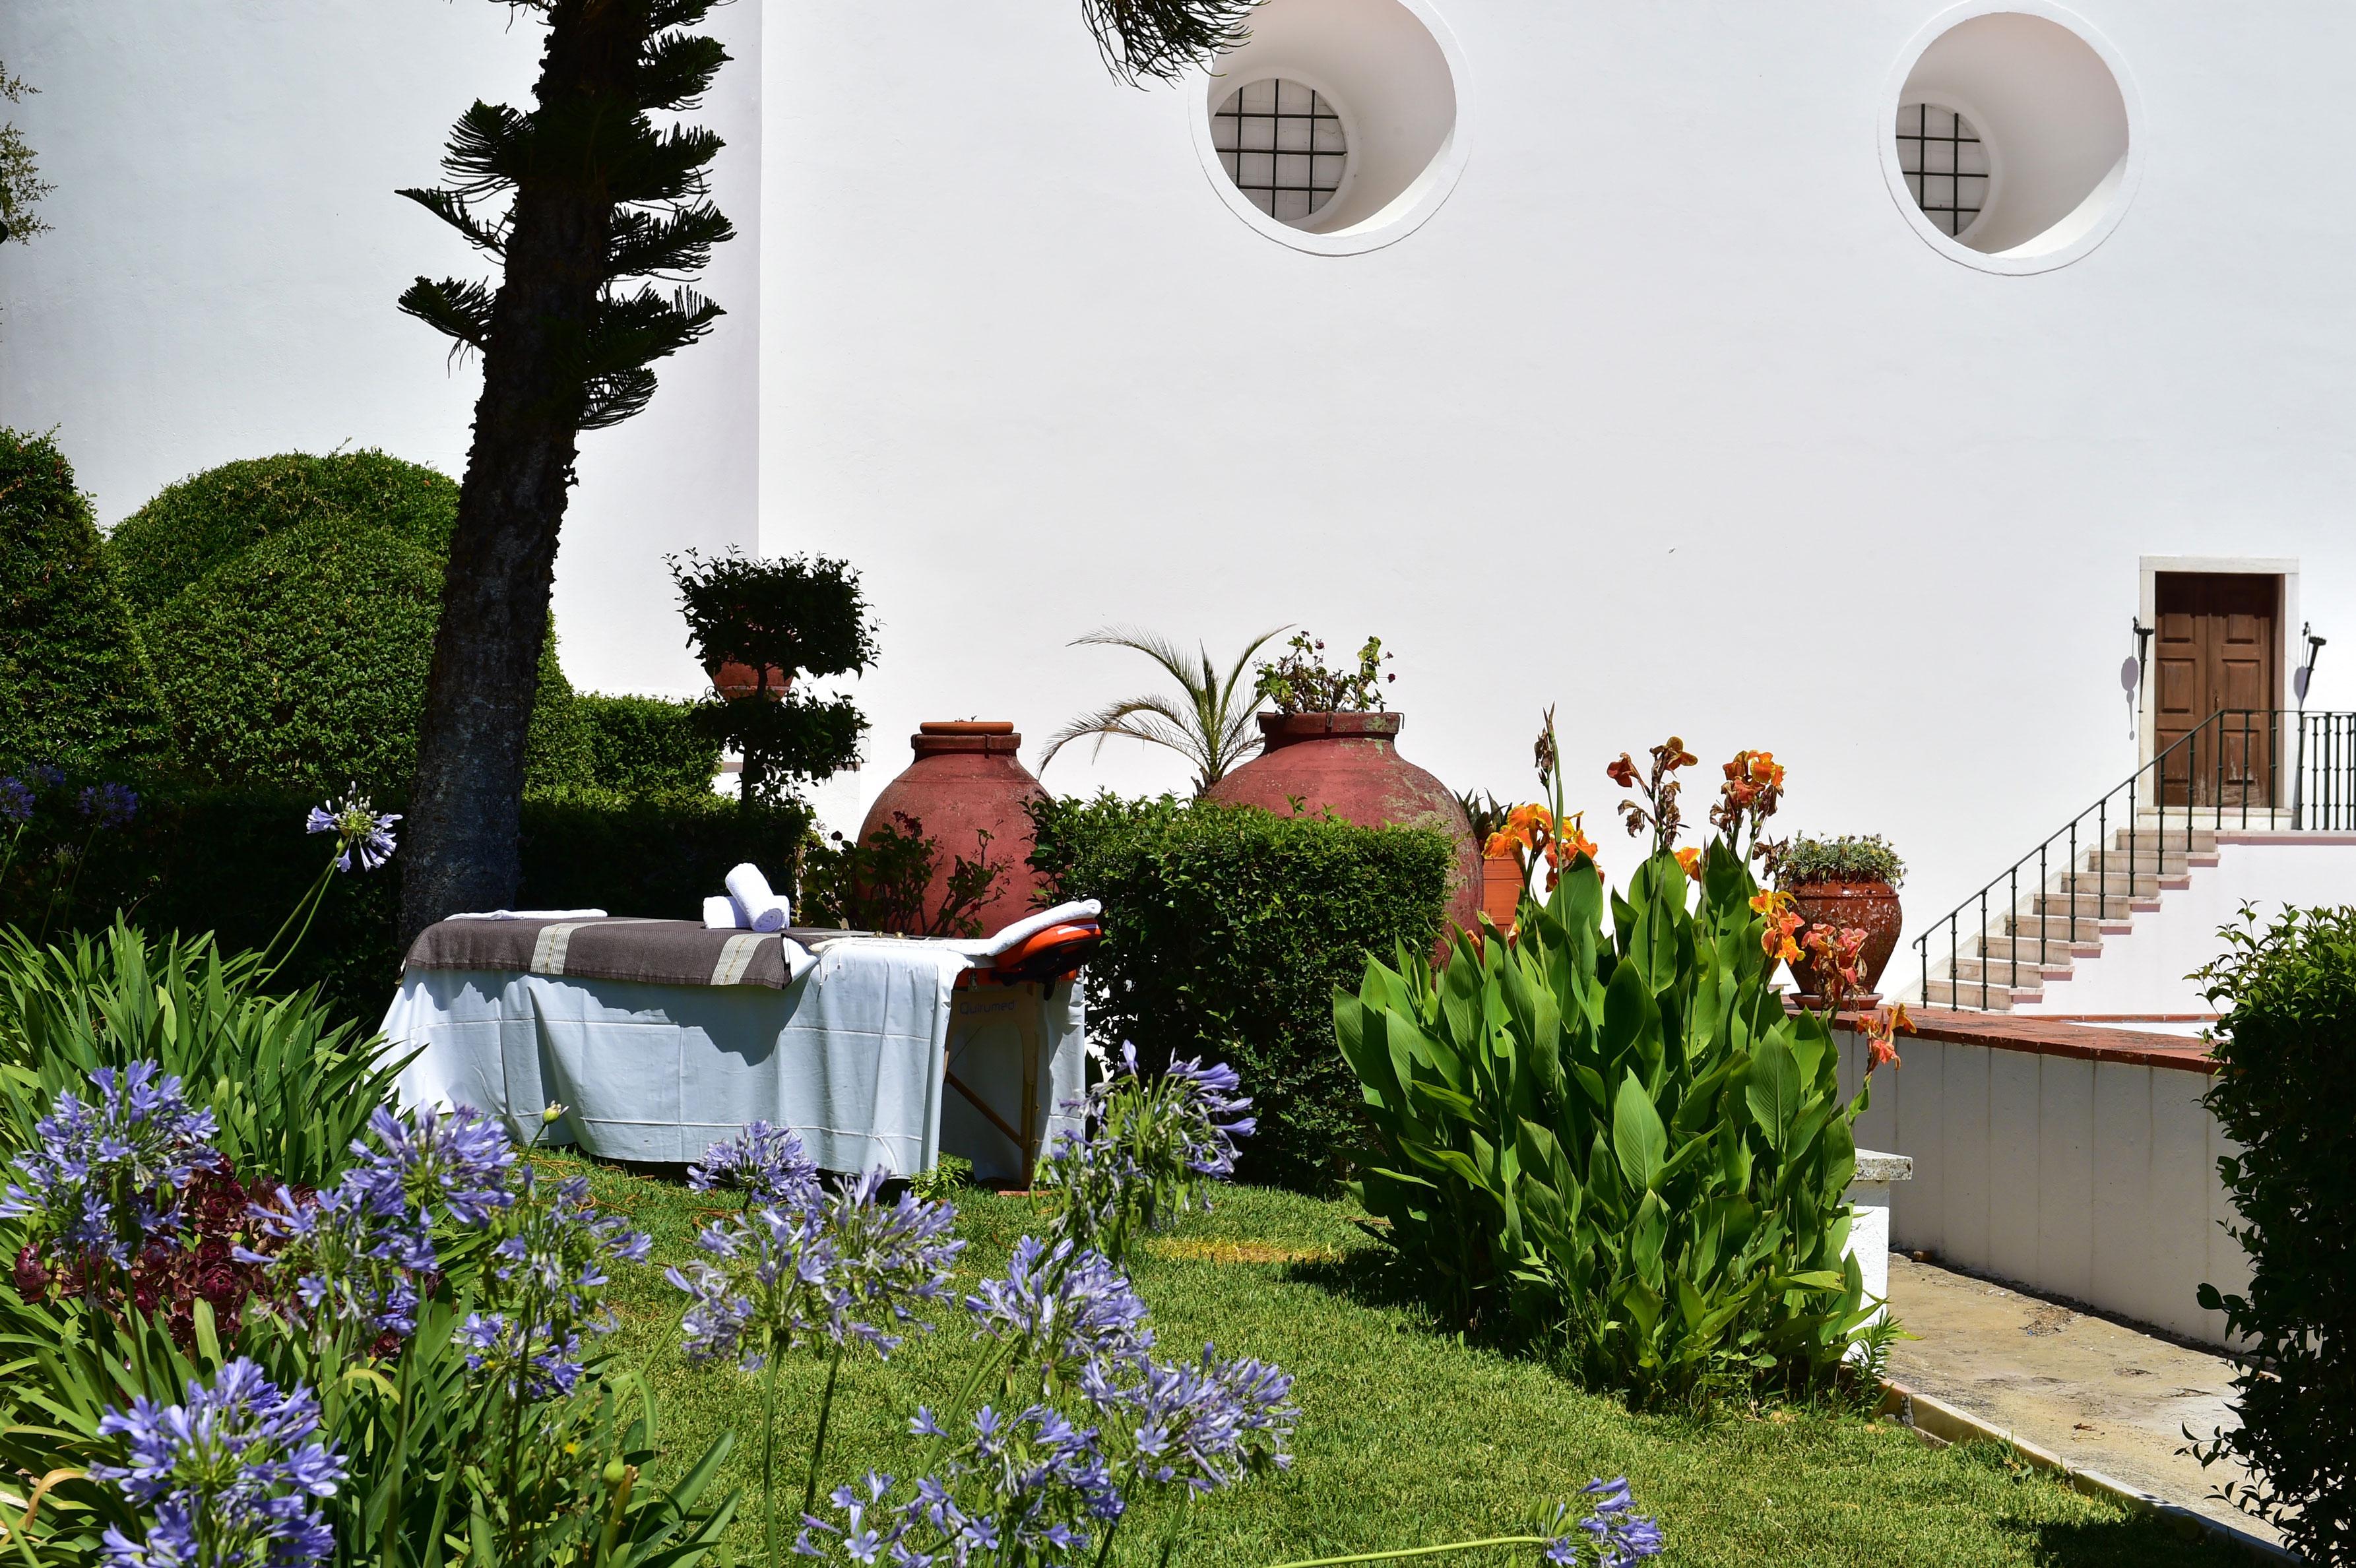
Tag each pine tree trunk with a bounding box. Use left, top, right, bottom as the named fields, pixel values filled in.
left=400, top=0, right=639, bottom=944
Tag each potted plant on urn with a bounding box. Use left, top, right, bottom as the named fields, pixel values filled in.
left=1777, top=832, right=1907, bottom=1004
left=1207, top=633, right=1479, bottom=933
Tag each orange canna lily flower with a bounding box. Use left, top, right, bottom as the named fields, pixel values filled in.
left=1674, top=846, right=1703, bottom=881
left=1607, top=755, right=1639, bottom=789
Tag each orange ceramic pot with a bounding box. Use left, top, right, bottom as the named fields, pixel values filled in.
left=858, top=722, right=1048, bottom=937
left=1206, top=712, right=1479, bottom=937
left=1785, top=880, right=1904, bottom=1002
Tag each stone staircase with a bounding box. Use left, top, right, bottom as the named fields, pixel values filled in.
left=1914, top=808, right=2293, bottom=1011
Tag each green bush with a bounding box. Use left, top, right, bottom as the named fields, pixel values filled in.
left=1027, top=793, right=1453, bottom=1191
left=3, top=782, right=813, bottom=1026
left=1338, top=840, right=1879, bottom=1408
left=2192, top=904, right=2356, bottom=1561
left=106, top=448, right=460, bottom=619
left=0, top=920, right=405, bottom=1188
left=0, top=429, right=169, bottom=774
left=135, top=517, right=584, bottom=794
left=577, top=692, right=722, bottom=798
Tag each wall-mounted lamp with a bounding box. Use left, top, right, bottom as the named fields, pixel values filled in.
left=2295, top=622, right=2327, bottom=712
left=2122, top=616, right=2154, bottom=739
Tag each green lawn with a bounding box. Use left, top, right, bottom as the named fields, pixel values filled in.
left=545, top=1154, right=2237, bottom=1568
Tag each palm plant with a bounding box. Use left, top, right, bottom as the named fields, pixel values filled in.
left=1041, top=626, right=1287, bottom=796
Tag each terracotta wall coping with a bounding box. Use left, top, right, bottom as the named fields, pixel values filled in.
left=1833, top=1006, right=2220, bottom=1075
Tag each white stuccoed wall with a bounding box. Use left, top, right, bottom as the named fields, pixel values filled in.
left=3, top=1, right=2353, bottom=951
left=2020, top=836, right=2356, bottom=1016
left=1837, top=1022, right=2246, bottom=1344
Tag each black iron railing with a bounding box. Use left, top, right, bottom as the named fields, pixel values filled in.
left=1917, top=709, right=2356, bottom=1011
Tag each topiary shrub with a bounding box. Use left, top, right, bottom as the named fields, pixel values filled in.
left=1027, top=792, right=1452, bottom=1191
left=575, top=693, right=721, bottom=799
left=135, top=519, right=583, bottom=794
left=106, top=449, right=460, bottom=619
left=0, top=429, right=168, bottom=774
left=2192, top=904, right=2356, bottom=1561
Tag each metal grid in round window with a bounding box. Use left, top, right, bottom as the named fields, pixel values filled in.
left=1896, top=103, right=1990, bottom=238
left=1211, top=79, right=1347, bottom=225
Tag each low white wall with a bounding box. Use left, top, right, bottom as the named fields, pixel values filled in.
left=1836, top=1025, right=2246, bottom=1346
left=2023, top=835, right=2356, bottom=1017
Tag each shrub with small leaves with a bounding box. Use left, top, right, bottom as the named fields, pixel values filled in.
left=2190, top=904, right=2356, bottom=1561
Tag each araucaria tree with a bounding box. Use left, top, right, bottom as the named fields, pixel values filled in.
left=397, top=0, right=1254, bottom=938
left=397, top=0, right=734, bottom=939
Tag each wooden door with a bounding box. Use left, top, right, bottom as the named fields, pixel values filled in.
left=2153, top=573, right=2279, bottom=806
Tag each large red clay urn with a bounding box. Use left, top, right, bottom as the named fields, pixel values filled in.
left=858, top=722, right=1048, bottom=937
left=1206, top=712, right=1480, bottom=937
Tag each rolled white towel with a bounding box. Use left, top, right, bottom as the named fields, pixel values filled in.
left=724, top=862, right=790, bottom=933
left=702, top=895, right=739, bottom=930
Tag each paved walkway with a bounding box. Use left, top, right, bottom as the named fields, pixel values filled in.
left=1884, top=1254, right=2280, bottom=1547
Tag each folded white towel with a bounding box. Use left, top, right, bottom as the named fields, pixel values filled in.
left=702, top=895, right=738, bottom=930
left=447, top=908, right=609, bottom=922
left=724, top=862, right=790, bottom=933
left=936, top=898, right=1105, bottom=959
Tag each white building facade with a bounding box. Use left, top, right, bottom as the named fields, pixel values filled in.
left=4, top=0, right=2351, bottom=976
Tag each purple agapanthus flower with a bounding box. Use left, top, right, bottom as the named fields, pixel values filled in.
left=239, top=1174, right=434, bottom=1342
left=0, top=776, right=33, bottom=825
left=352, top=1104, right=515, bottom=1229
left=812, top=1169, right=963, bottom=1357
left=798, top=1407, right=1122, bottom=1568
left=1092, top=1343, right=1297, bottom=1494
left=668, top=1166, right=958, bottom=1371
left=463, top=1166, right=648, bottom=1392
left=456, top=1311, right=588, bottom=1402
left=1542, top=1478, right=1664, bottom=1567
left=0, top=1062, right=220, bottom=1268
left=77, top=782, right=140, bottom=828
left=304, top=788, right=400, bottom=873
left=90, top=1358, right=345, bottom=1568
left=1035, top=1043, right=1254, bottom=1261
left=964, top=1236, right=1153, bottom=1384
left=689, top=1121, right=820, bottom=1214
left=666, top=1199, right=834, bottom=1371
left=28, top=763, right=65, bottom=791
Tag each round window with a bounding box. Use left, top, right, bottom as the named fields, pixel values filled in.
left=1895, top=103, right=1990, bottom=239
left=1211, top=78, right=1349, bottom=226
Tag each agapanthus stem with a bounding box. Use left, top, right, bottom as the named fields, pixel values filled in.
left=1256, top=1537, right=1551, bottom=1568
left=762, top=1344, right=785, bottom=1568
left=379, top=1343, right=418, bottom=1568
left=802, top=1340, right=847, bottom=1520
left=255, top=856, right=338, bottom=984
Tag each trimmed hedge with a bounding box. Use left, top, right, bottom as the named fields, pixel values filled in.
left=0, top=430, right=169, bottom=774
left=2193, top=905, right=2356, bottom=1561
left=107, top=449, right=460, bottom=619
left=1, top=780, right=813, bottom=1028
left=1027, top=794, right=1453, bottom=1191
left=135, top=517, right=584, bottom=795
left=577, top=693, right=721, bottom=799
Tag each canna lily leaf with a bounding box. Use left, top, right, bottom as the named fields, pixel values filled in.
left=1612, top=1074, right=1669, bottom=1195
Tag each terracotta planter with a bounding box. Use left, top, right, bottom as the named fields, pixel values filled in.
left=1785, top=880, right=1903, bottom=1003
left=1206, top=712, right=1480, bottom=937
left=707, top=661, right=791, bottom=701
left=858, top=722, right=1048, bottom=936
left=1479, top=853, right=1527, bottom=931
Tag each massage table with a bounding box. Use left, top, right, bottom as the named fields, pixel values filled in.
left=379, top=906, right=1102, bottom=1184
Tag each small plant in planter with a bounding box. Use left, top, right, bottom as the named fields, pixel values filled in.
left=1776, top=832, right=1907, bottom=1004
left=1252, top=631, right=1393, bottom=713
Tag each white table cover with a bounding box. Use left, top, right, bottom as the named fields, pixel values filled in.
left=381, top=938, right=1087, bottom=1178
